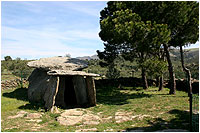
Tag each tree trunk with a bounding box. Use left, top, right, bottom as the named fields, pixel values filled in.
left=180, top=45, right=192, bottom=95
left=163, top=44, right=176, bottom=94
left=156, top=76, right=159, bottom=87
left=141, top=67, right=148, bottom=89
left=158, top=75, right=163, bottom=91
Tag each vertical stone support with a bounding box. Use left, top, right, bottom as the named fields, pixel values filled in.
left=86, top=76, right=96, bottom=106
left=43, top=76, right=59, bottom=110
left=72, top=76, right=88, bottom=105
left=55, top=76, right=66, bottom=107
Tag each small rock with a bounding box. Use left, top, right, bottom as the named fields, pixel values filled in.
left=50, top=106, right=60, bottom=114
left=104, top=129, right=114, bottom=132
left=97, top=112, right=103, bottom=115
left=8, top=111, right=28, bottom=119
left=26, top=113, right=42, bottom=119
left=61, top=109, right=84, bottom=116
left=57, top=109, right=102, bottom=126
left=26, top=119, right=42, bottom=123
left=102, top=116, right=112, bottom=121
left=115, top=111, right=132, bottom=123
left=83, top=121, right=99, bottom=125
left=57, top=116, right=82, bottom=126
left=82, top=114, right=101, bottom=121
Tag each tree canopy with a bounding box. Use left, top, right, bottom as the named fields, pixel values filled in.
left=98, top=1, right=199, bottom=93
left=98, top=2, right=171, bottom=89
left=4, top=56, right=12, bottom=61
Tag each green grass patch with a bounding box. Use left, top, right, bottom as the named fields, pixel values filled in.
left=1, top=84, right=193, bottom=132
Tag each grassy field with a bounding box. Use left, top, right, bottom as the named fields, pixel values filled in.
left=1, top=84, right=192, bottom=132
left=1, top=71, right=19, bottom=82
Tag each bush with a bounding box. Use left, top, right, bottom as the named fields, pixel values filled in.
left=1, top=57, right=34, bottom=79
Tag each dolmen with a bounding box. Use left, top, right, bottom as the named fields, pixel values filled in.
left=27, top=56, right=99, bottom=111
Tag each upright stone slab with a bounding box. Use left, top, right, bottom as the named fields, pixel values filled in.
left=86, top=77, right=96, bottom=106
left=43, top=76, right=59, bottom=110
left=72, top=76, right=88, bottom=105
left=28, top=68, right=49, bottom=102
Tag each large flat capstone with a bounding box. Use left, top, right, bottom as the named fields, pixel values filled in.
left=27, top=56, right=88, bottom=71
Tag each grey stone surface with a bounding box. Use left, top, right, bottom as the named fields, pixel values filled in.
left=57, top=109, right=101, bottom=126
left=28, top=69, right=50, bottom=102
left=26, top=113, right=42, bottom=119
left=27, top=56, right=97, bottom=110
left=47, top=70, right=99, bottom=76
left=27, top=56, right=88, bottom=71
left=43, top=76, right=59, bottom=110
left=73, top=76, right=88, bottom=105
left=86, top=77, right=96, bottom=106
left=28, top=68, right=60, bottom=110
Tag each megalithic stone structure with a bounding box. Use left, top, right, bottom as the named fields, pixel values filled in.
left=27, top=56, right=99, bottom=111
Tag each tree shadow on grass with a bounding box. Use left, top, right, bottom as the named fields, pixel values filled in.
left=126, top=109, right=191, bottom=132
left=2, top=87, right=28, bottom=101
left=156, top=93, right=188, bottom=98
left=96, top=85, right=152, bottom=105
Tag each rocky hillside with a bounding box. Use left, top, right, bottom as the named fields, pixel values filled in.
left=76, top=48, right=199, bottom=63
left=170, top=48, right=199, bottom=64
left=76, top=55, right=99, bottom=60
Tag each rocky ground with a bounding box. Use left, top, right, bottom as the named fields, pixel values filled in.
left=6, top=108, right=189, bottom=132
left=1, top=79, right=28, bottom=90
left=5, top=111, right=44, bottom=131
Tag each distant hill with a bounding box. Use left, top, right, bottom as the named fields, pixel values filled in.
left=76, top=55, right=99, bottom=60
left=76, top=48, right=199, bottom=63
left=170, top=48, right=199, bottom=64
left=80, top=48, right=198, bottom=79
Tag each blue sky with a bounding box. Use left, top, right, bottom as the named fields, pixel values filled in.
left=1, top=1, right=199, bottom=60
left=2, top=1, right=107, bottom=59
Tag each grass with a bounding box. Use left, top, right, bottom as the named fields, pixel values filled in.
left=1, top=74, right=19, bottom=82
left=1, top=83, right=193, bottom=132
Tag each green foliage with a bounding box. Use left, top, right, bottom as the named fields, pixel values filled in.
left=98, top=1, right=199, bottom=85
left=84, top=56, right=141, bottom=79
left=99, top=6, right=171, bottom=62
left=85, top=48, right=198, bottom=80
left=106, top=63, right=120, bottom=79
left=98, top=2, right=171, bottom=86
left=1, top=56, right=34, bottom=79
left=140, top=57, right=168, bottom=78
left=109, top=1, right=199, bottom=47
left=4, top=56, right=12, bottom=61
left=83, top=59, right=107, bottom=76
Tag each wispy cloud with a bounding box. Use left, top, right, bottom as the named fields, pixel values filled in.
left=56, top=2, right=103, bottom=17
left=2, top=26, right=103, bottom=59
left=1, top=1, right=106, bottom=59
